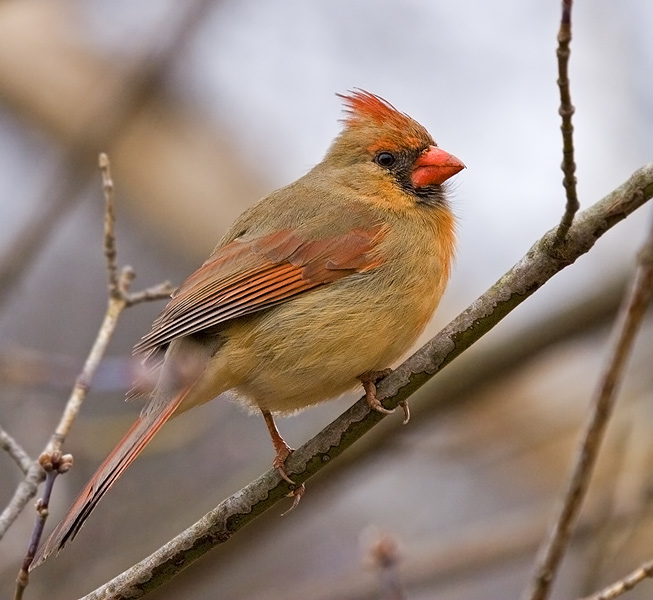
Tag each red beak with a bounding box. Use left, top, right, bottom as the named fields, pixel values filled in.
left=411, top=146, right=465, bottom=188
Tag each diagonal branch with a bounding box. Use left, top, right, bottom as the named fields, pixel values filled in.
left=0, top=425, right=32, bottom=474
left=580, top=558, right=653, bottom=600
left=43, top=155, right=173, bottom=459
left=79, top=164, right=653, bottom=600
left=0, top=464, right=45, bottom=541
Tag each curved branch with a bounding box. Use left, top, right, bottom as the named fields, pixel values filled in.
left=0, top=425, right=32, bottom=474
left=79, top=164, right=653, bottom=600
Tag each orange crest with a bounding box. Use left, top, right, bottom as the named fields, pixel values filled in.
left=338, top=90, right=414, bottom=131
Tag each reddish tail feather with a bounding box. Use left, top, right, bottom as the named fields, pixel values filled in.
left=31, top=387, right=190, bottom=569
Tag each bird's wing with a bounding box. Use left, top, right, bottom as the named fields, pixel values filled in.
left=134, top=224, right=387, bottom=356
left=31, top=224, right=388, bottom=566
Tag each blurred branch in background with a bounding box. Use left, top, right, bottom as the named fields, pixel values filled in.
left=250, top=498, right=648, bottom=600
left=0, top=0, right=261, bottom=313
left=524, top=215, right=653, bottom=600
left=0, top=265, right=626, bottom=398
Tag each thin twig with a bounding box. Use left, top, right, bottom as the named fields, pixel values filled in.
left=0, top=464, right=46, bottom=541
left=100, top=153, right=121, bottom=299
left=577, top=424, right=630, bottom=596
left=78, top=165, right=653, bottom=600
left=522, top=212, right=653, bottom=600
left=14, top=453, right=73, bottom=600
left=125, top=282, right=174, bottom=307
left=98, top=154, right=172, bottom=301
left=44, top=278, right=129, bottom=457
left=580, top=559, right=653, bottom=600
left=44, top=158, right=129, bottom=456
left=42, top=155, right=173, bottom=457
left=554, top=0, right=579, bottom=244
left=0, top=424, right=32, bottom=474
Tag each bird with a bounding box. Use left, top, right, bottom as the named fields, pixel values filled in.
left=32, top=90, right=464, bottom=567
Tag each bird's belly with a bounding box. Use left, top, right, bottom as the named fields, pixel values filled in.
left=222, top=270, right=446, bottom=414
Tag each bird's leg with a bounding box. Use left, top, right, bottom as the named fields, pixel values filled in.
left=261, top=409, right=295, bottom=484
left=261, top=409, right=305, bottom=514
left=358, top=369, right=410, bottom=424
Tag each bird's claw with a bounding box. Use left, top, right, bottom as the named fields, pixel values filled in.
left=398, top=400, right=410, bottom=425
left=273, top=451, right=296, bottom=485
left=281, top=483, right=305, bottom=516
left=359, top=370, right=410, bottom=424
left=359, top=369, right=394, bottom=415
left=367, top=396, right=395, bottom=415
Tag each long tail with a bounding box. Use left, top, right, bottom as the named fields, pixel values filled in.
left=31, top=387, right=190, bottom=569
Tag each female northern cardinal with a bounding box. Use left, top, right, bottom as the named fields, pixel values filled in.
left=32, top=90, right=464, bottom=566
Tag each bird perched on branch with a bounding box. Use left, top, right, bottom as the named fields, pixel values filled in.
left=32, top=90, right=464, bottom=566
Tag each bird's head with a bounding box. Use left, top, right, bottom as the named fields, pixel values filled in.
left=323, top=90, right=464, bottom=208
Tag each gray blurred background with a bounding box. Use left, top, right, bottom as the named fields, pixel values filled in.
left=0, top=1, right=651, bottom=599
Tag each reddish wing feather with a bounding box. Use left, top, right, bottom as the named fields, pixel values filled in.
left=134, top=225, right=386, bottom=356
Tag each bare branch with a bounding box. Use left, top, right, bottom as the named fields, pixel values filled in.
left=125, top=282, right=174, bottom=307
left=554, top=0, right=579, bottom=244
left=42, top=154, right=172, bottom=457
left=522, top=209, right=653, bottom=600
left=44, top=291, right=128, bottom=457
left=99, top=153, right=121, bottom=299
left=0, top=424, right=32, bottom=474
left=580, top=559, right=653, bottom=600
left=78, top=165, right=653, bottom=600
left=99, top=153, right=174, bottom=308
left=0, top=155, right=173, bottom=551
left=13, top=453, right=73, bottom=600
left=0, top=464, right=43, bottom=539
left=0, top=430, right=42, bottom=541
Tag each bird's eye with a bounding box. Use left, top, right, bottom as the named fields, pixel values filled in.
left=375, top=152, right=396, bottom=167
